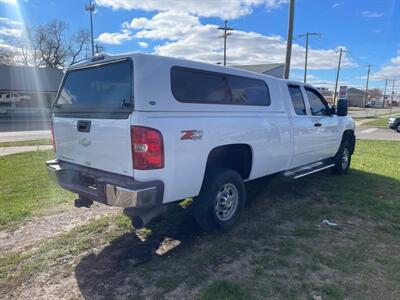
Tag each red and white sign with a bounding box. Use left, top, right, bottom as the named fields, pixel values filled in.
left=339, top=86, right=348, bottom=99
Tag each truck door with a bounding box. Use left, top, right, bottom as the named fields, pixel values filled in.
left=304, top=87, right=339, bottom=161
left=287, top=84, right=316, bottom=168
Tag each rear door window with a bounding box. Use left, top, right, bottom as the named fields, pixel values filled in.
left=288, top=85, right=306, bottom=115
left=227, top=75, right=271, bottom=106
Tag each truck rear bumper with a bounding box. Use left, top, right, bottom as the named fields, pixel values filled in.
left=46, top=159, right=164, bottom=209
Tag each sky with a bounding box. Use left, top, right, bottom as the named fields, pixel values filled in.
left=1, top=0, right=400, bottom=92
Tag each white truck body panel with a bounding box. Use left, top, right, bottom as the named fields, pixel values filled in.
left=54, top=116, right=133, bottom=176
left=51, top=53, right=355, bottom=206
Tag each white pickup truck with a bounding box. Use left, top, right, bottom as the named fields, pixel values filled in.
left=47, top=53, right=356, bottom=231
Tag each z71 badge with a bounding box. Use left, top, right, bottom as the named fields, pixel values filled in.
left=181, top=130, right=203, bottom=141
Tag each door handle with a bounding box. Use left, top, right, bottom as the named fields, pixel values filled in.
left=77, top=120, right=91, bottom=132
left=314, top=123, right=322, bottom=127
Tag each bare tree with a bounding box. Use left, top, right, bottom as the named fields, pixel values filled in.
left=68, top=29, right=90, bottom=66
left=0, top=47, right=16, bottom=65
left=368, top=88, right=383, bottom=100
left=7, top=20, right=90, bottom=68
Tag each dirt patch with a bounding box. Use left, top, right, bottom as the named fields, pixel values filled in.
left=0, top=203, right=121, bottom=255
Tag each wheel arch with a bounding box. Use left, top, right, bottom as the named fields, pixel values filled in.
left=341, top=129, right=356, bottom=155
left=203, top=143, right=253, bottom=182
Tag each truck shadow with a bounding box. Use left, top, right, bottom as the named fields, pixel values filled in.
left=74, top=169, right=398, bottom=299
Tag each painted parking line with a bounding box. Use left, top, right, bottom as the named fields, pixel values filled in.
left=360, top=128, right=378, bottom=134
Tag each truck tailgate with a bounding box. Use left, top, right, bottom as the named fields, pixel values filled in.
left=54, top=117, right=133, bottom=176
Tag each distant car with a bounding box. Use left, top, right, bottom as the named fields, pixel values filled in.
left=388, top=116, right=400, bottom=132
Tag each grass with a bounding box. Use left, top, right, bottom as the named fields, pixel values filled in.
left=0, top=140, right=399, bottom=299
left=0, top=214, right=132, bottom=291
left=201, top=281, right=249, bottom=300
left=0, top=150, right=73, bottom=229
left=362, top=114, right=399, bottom=127
left=0, top=139, right=52, bottom=147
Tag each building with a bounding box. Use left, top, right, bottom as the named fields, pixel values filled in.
left=233, top=63, right=285, bottom=78
left=0, top=65, right=63, bottom=115
left=316, top=87, right=334, bottom=104
left=347, top=88, right=366, bottom=107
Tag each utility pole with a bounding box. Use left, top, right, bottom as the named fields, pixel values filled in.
left=363, top=64, right=371, bottom=107
left=383, top=79, right=388, bottom=107
left=85, top=0, right=95, bottom=56
left=218, top=20, right=234, bottom=66
left=299, top=32, right=321, bottom=83
left=390, top=79, right=395, bottom=117
left=333, top=48, right=345, bottom=105
left=284, top=0, right=295, bottom=79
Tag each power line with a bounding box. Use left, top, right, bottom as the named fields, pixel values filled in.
left=298, top=32, right=321, bottom=83
left=218, top=20, right=234, bottom=66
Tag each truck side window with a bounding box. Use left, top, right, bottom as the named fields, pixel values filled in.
left=171, top=66, right=271, bottom=106
left=171, top=67, right=231, bottom=104
left=227, top=76, right=271, bottom=106
left=288, top=85, right=306, bottom=115
left=305, top=88, right=328, bottom=116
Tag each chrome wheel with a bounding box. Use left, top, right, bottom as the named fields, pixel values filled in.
left=341, top=147, right=350, bottom=170
left=215, top=183, right=239, bottom=221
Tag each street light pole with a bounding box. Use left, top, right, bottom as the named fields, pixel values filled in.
left=218, top=20, right=234, bottom=66
left=85, top=0, right=95, bottom=56
left=284, top=0, right=295, bottom=79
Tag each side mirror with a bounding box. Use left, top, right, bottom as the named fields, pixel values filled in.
left=329, top=105, right=336, bottom=115
left=337, top=99, right=348, bottom=116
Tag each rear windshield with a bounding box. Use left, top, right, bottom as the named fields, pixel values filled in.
left=54, top=59, right=133, bottom=114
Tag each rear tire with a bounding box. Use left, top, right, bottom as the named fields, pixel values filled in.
left=194, top=168, right=246, bottom=232
left=332, top=140, right=351, bottom=175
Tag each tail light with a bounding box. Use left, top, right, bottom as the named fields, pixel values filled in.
left=131, top=126, right=164, bottom=170
left=50, top=123, right=56, bottom=151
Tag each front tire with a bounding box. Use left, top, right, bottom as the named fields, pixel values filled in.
left=332, top=140, right=351, bottom=175
left=396, top=124, right=400, bottom=133
left=194, top=168, right=246, bottom=232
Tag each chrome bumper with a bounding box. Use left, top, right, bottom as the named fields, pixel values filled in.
left=104, top=184, right=158, bottom=208
left=46, top=159, right=163, bottom=209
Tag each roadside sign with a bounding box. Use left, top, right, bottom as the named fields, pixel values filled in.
left=339, top=86, right=348, bottom=99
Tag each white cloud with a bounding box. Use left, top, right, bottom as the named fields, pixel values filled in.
left=0, top=27, right=22, bottom=37
left=0, top=17, right=22, bottom=38
left=0, top=17, right=21, bottom=27
left=332, top=2, right=343, bottom=8
left=361, top=11, right=384, bottom=18
left=116, top=11, right=353, bottom=70
left=371, top=29, right=382, bottom=34
left=95, top=0, right=287, bottom=19
left=96, top=30, right=132, bottom=44
left=371, top=52, right=400, bottom=80
left=0, top=0, right=17, bottom=4
left=138, top=41, right=148, bottom=48
left=0, top=39, right=15, bottom=50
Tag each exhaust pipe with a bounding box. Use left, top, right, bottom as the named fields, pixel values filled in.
left=124, top=206, right=166, bottom=229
